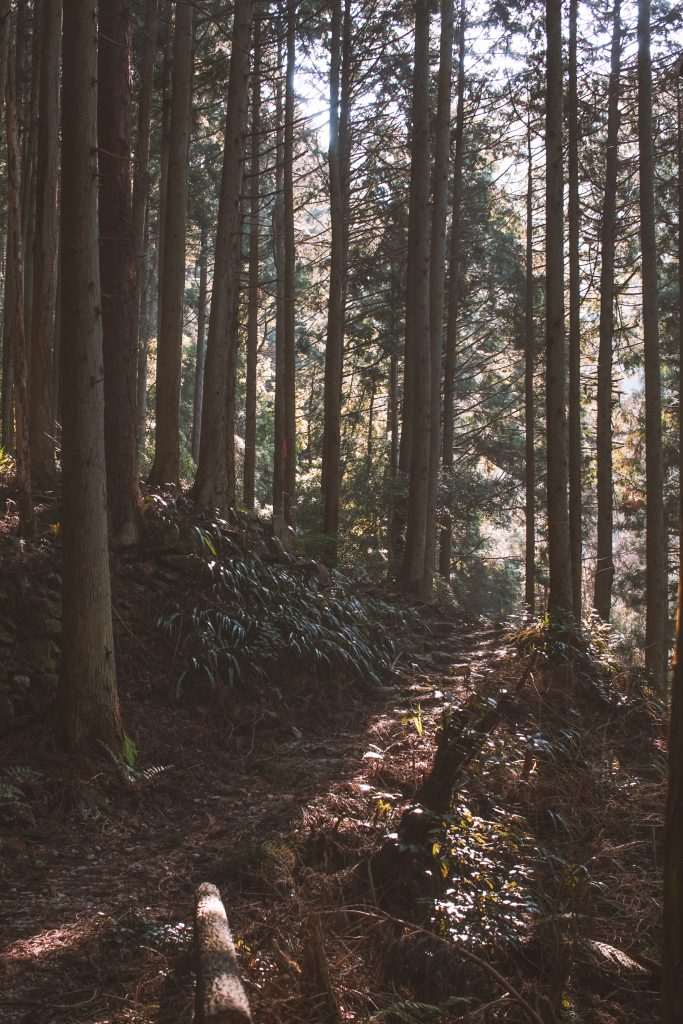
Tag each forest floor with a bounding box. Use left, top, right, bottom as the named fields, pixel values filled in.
left=0, top=500, right=666, bottom=1024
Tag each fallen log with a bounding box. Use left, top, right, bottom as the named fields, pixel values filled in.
left=194, top=882, right=253, bottom=1024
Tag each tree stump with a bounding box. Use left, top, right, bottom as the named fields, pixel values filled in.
left=194, top=882, right=252, bottom=1024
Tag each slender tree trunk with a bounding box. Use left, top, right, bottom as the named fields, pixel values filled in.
left=29, top=0, right=60, bottom=491
left=58, top=0, right=122, bottom=753
left=321, top=0, right=344, bottom=560
left=192, top=221, right=208, bottom=464
left=283, top=0, right=296, bottom=526
left=637, top=0, right=668, bottom=684
left=423, top=0, right=454, bottom=597
left=131, top=0, right=158, bottom=455
left=137, top=222, right=153, bottom=452
left=439, top=0, right=465, bottom=580
left=545, top=0, right=572, bottom=616
left=401, top=0, right=431, bottom=595
left=0, top=5, right=12, bottom=452
left=148, top=1, right=193, bottom=488
left=662, top=56, right=683, bottom=1024
left=192, top=0, right=253, bottom=508
left=99, top=0, right=142, bottom=547
left=524, top=117, right=536, bottom=614
left=594, top=0, right=621, bottom=622
left=567, top=0, right=582, bottom=620
left=243, top=17, right=261, bottom=509
left=20, top=1, right=39, bottom=353
left=156, top=9, right=172, bottom=337
left=273, top=38, right=286, bottom=525
left=5, top=33, right=33, bottom=535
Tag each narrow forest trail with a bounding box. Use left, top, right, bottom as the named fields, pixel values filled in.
left=0, top=541, right=664, bottom=1024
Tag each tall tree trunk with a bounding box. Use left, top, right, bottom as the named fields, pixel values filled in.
left=283, top=0, right=296, bottom=526
left=401, top=0, right=431, bottom=595
left=438, top=0, right=465, bottom=580
left=321, top=0, right=344, bottom=561
left=637, top=0, right=668, bottom=685
left=423, top=0, right=454, bottom=597
left=155, top=9, right=173, bottom=339
left=29, top=0, right=60, bottom=491
left=567, top=0, right=582, bottom=620
left=192, top=220, right=208, bottom=464
left=20, top=0, right=39, bottom=353
left=192, top=0, right=253, bottom=508
left=5, top=32, right=33, bottom=535
left=99, top=0, right=142, bottom=547
left=594, top=0, right=621, bottom=622
left=524, top=116, right=536, bottom=614
left=243, top=16, right=261, bottom=509
left=0, top=4, right=12, bottom=452
left=148, top=1, right=193, bottom=488
left=544, top=0, right=572, bottom=616
left=662, top=55, right=683, bottom=1024
left=58, top=0, right=122, bottom=753
left=272, top=37, right=286, bottom=524
left=131, top=0, right=158, bottom=456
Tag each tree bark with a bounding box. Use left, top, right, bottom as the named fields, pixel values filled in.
left=243, top=17, right=261, bottom=509
left=58, top=0, right=122, bottom=753
left=273, top=37, right=286, bottom=524
left=192, top=0, right=253, bottom=509
left=400, top=0, right=431, bottom=595
left=99, top=0, right=142, bottom=547
left=662, top=57, right=683, bottom=1024
left=524, top=116, right=536, bottom=614
left=0, top=5, right=12, bottom=453
left=5, top=31, right=34, bottom=535
left=131, top=0, right=158, bottom=457
left=192, top=220, right=208, bottom=465
left=422, top=0, right=454, bottom=598
left=544, top=0, right=572, bottom=616
left=593, top=0, right=621, bottom=622
left=283, top=0, right=297, bottom=527
left=321, top=0, right=344, bottom=561
left=148, top=1, right=193, bottom=488
left=29, top=0, right=60, bottom=491
left=637, top=0, right=668, bottom=685
left=438, top=0, right=465, bottom=581
left=567, top=0, right=582, bottom=621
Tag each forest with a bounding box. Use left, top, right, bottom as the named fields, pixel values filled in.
left=0, top=0, right=683, bottom=1020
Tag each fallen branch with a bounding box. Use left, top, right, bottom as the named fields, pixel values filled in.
left=194, top=882, right=252, bottom=1024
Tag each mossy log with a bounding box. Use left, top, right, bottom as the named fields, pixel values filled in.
left=194, top=882, right=252, bottom=1024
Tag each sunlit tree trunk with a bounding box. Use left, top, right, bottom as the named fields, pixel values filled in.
left=637, top=0, right=668, bottom=684
left=422, top=0, right=454, bottom=597
left=192, top=220, right=208, bottom=465
left=131, top=0, right=157, bottom=458
left=545, top=0, right=572, bottom=616
left=401, top=0, right=431, bottom=595
left=243, top=16, right=261, bottom=510
left=662, top=56, right=683, bottom=1024
left=283, top=0, right=297, bottom=526
left=273, top=37, right=286, bottom=525
left=192, top=0, right=253, bottom=508
left=567, top=0, right=582, bottom=620
left=524, top=116, right=536, bottom=614
left=594, top=0, right=621, bottom=622
left=439, top=0, right=465, bottom=581
left=148, top=1, right=193, bottom=488
left=58, top=0, right=122, bottom=753
left=321, top=0, right=344, bottom=560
